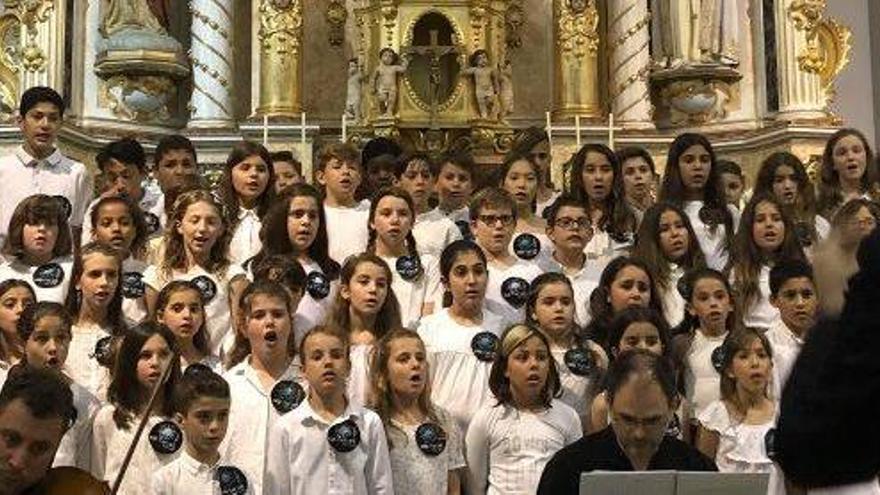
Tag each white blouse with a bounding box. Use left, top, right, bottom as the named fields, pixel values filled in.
left=151, top=450, right=256, bottom=495
left=685, top=329, right=727, bottom=417
left=413, top=210, right=462, bottom=257
left=551, top=343, right=605, bottom=426
left=143, top=263, right=246, bottom=358
left=223, top=358, right=304, bottom=495
left=0, top=255, right=74, bottom=303
left=661, top=264, right=687, bottom=329
left=324, top=200, right=370, bottom=265
left=742, top=265, right=781, bottom=330
left=766, top=319, right=804, bottom=400
left=91, top=406, right=180, bottom=495
left=294, top=258, right=338, bottom=347
left=121, top=257, right=148, bottom=327
left=683, top=201, right=738, bottom=271
left=378, top=253, right=441, bottom=330
left=387, top=407, right=465, bottom=495
left=697, top=400, right=775, bottom=474
left=465, top=400, right=582, bottom=495
left=348, top=343, right=373, bottom=409
left=67, top=322, right=113, bottom=401
left=229, top=207, right=263, bottom=267
left=54, top=381, right=100, bottom=471
left=417, top=308, right=507, bottom=434
left=484, top=257, right=543, bottom=325
left=264, top=400, right=394, bottom=495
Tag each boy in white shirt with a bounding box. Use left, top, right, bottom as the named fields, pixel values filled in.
left=428, top=150, right=475, bottom=225
left=395, top=152, right=461, bottom=257
left=317, top=143, right=371, bottom=264
left=767, top=259, right=818, bottom=399
left=0, top=86, right=92, bottom=247
left=152, top=367, right=254, bottom=495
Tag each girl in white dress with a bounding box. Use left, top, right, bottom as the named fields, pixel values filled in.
left=91, top=322, right=182, bottom=495
left=755, top=152, right=830, bottom=253
left=89, top=195, right=150, bottom=326
left=369, top=328, right=465, bottom=495
left=251, top=184, right=341, bottom=341
left=417, top=240, right=507, bottom=434
left=816, top=128, right=878, bottom=219
left=696, top=329, right=777, bottom=479
left=568, top=143, right=638, bottom=258
left=144, top=190, right=248, bottom=359
left=0, top=194, right=75, bottom=303
left=219, top=141, right=274, bottom=265
left=499, top=150, right=551, bottom=254
left=729, top=194, right=806, bottom=330
left=632, top=202, right=707, bottom=329
left=366, top=187, right=440, bottom=329
left=0, top=279, right=35, bottom=365
left=327, top=253, right=402, bottom=407
left=466, top=324, right=582, bottom=495
left=671, top=268, right=738, bottom=420
left=526, top=273, right=607, bottom=430
left=659, top=133, right=737, bottom=270
left=154, top=280, right=221, bottom=373
left=65, top=243, right=127, bottom=400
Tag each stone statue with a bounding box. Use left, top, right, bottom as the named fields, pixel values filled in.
left=698, top=0, right=739, bottom=65
left=372, top=48, right=409, bottom=118
left=498, top=59, right=514, bottom=120
left=461, top=50, right=500, bottom=120
left=100, top=0, right=167, bottom=37
left=345, top=58, right=364, bottom=122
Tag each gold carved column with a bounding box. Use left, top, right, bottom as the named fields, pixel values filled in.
left=256, top=0, right=303, bottom=116
left=553, top=0, right=601, bottom=119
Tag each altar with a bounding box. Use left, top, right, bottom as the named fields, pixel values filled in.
left=0, top=0, right=857, bottom=183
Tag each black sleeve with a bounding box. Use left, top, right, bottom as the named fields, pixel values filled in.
left=775, top=230, right=880, bottom=488
left=537, top=450, right=580, bottom=495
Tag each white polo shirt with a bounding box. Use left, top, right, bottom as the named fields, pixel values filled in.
left=324, top=200, right=370, bottom=265
left=412, top=210, right=462, bottom=257
left=228, top=207, right=263, bottom=266
left=151, top=450, right=256, bottom=495
left=0, top=146, right=92, bottom=244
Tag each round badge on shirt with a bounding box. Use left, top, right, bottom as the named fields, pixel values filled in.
left=711, top=345, right=726, bottom=373
left=470, top=332, right=499, bottom=363
left=327, top=419, right=361, bottom=453
left=513, top=233, right=541, bottom=260
left=500, top=277, right=529, bottom=308
left=144, top=212, right=161, bottom=236
left=149, top=420, right=183, bottom=455
left=270, top=380, right=306, bottom=414
left=698, top=205, right=724, bottom=227
left=215, top=466, right=249, bottom=495
left=121, top=272, right=146, bottom=299
left=33, top=263, right=64, bottom=288
left=306, top=271, right=331, bottom=300
left=415, top=422, right=447, bottom=457
left=92, top=336, right=115, bottom=368
left=764, top=428, right=777, bottom=460
left=564, top=347, right=594, bottom=376
left=52, top=195, right=72, bottom=220
left=191, top=275, right=218, bottom=303
left=395, top=255, right=423, bottom=282
left=794, top=221, right=812, bottom=248
left=455, top=220, right=473, bottom=241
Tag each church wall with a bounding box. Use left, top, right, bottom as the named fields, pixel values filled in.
left=506, top=0, right=554, bottom=125
left=827, top=0, right=876, bottom=147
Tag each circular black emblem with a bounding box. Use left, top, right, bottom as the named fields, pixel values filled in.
left=415, top=423, right=447, bottom=457
left=564, top=347, right=594, bottom=376
left=306, top=271, right=331, bottom=300
left=455, top=220, right=473, bottom=241
left=470, top=332, right=499, bottom=362
left=121, top=271, right=145, bottom=299
left=764, top=428, right=777, bottom=460
left=698, top=206, right=724, bottom=227
left=33, top=263, right=64, bottom=289
left=149, top=420, right=183, bottom=455
left=676, top=275, right=691, bottom=300
left=271, top=380, right=306, bottom=414
left=52, top=195, right=72, bottom=220
left=92, top=336, right=114, bottom=368
left=711, top=345, right=727, bottom=373
left=513, top=233, right=541, bottom=260
left=191, top=275, right=217, bottom=303
left=395, top=255, right=423, bottom=282
left=215, top=466, right=249, bottom=495
left=500, top=277, right=529, bottom=308
left=327, top=419, right=361, bottom=453
left=794, top=221, right=813, bottom=248
left=144, top=212, right=161, bottom=236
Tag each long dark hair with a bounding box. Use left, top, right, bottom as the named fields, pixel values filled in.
left=439, top=240, right=488, bottom=308
left=108, top=322, right=181, bottom=429
left=226, top=280, right=296, bottom=369
left=631, top=202, right=706, bottom=292
left=154, top=280, right=209, bottom=357
left=328, top=254, right=401, bottom=340
left=755, top=151, right=820, bottom=243
left=366, top=187, right=422, bottom=281
left=525, top=272, right=585, bottom=347
left=659, top=133, right=733, bottom=244
left=89, top=195, right=149, bottom=259
left=252, top=184, right=340, bottom=280
left=65, top=243, right=126, bottom=336
left=567, top=143, right=636, bottom=237
left=1, top=194, right=72, bottom=261
left=220, top=141, right=275, bottom=220
left=817, top=128, right=879, bottom=217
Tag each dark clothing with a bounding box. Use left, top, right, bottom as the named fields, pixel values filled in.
left=776, top=230, right=880, bottom=488
left=537, top=426, right=717, bottom=494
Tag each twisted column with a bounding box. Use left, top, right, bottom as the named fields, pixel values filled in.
left=608, top=0, right=652, bottom=123
left=188, top=0, right=235, bottom=127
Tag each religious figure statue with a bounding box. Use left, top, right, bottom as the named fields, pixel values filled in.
left=498, top=59, right=514, bottom=120
left=461, top=50, right=500, bottom=120
left=100, top=0, right=167, bottom=37
left=651, top=0, right=738, bottom=68
left=698, top=0, right=739, bottom=65
left=345, top=58, right=364, bottom=122
left=372, top=48, right=409, bottom=118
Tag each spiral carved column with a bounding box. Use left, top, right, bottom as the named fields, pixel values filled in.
left=188, top=0, right=234, bottom=127
left=608, top=0, right=652, bottom=124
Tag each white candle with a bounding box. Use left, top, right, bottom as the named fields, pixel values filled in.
left=545, top=111, right=552, bottom=144
left=262, top=115, right=268, bottom=146
left=341, top=114, right=347, bottom=143
left=301, top=112, right=307, bottom=147
left=608, top=113, right=615, bottom=149
left=575, top=115, right=581, bottom=148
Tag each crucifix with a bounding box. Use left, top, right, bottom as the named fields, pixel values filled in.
left=402, top=30, right=462, bottom=129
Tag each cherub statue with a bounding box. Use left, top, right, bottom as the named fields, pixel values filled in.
left=498, top=58, right=514, bottom=120
left=372, top=48, right=409, bottom=118
left=345, top=58, right=364, bottom=122
left=461, top=50, right=500, bottom=120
